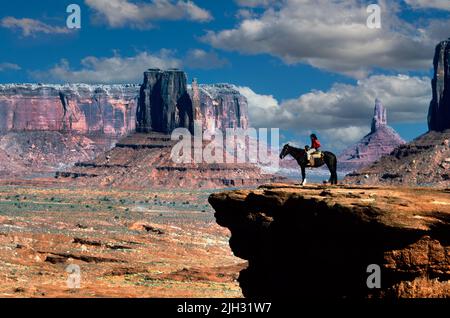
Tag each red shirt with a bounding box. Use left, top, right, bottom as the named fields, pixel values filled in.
left=312, top=139, right=321, bottom=149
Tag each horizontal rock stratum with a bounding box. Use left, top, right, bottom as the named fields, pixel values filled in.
left=0, top=84, right=139, bottom=135
left=209, top=184, right=450, bottom=298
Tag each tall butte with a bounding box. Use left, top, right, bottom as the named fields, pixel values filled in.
left=136, top=68, right=193, bottom=133
left=58, top=68, right=283, bottom=188
left=345, top=39, right=450, bottom=186
left=338, top=99, right=405, bottom=171
left=428, top=38, right=450, bottom=132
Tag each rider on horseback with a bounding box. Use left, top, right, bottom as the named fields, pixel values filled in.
left=305, top=133, right=321, bottom=166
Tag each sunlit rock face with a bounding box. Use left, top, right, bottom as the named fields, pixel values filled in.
left=193, top=83, right=249, bottom=135
left=338, top=99, right=405, bottom=171
left=0, top=84, right=139, bottom=135
left=428, top=39, right=450, bottom=132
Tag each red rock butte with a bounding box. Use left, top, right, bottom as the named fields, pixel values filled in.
left=52, top=69, right=283, bottom=189
left=338, top=99, right=405, bottom=171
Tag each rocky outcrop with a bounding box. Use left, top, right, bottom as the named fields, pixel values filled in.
left=344, top=130, right=450, bottom=187
left=135, top=69, right=250, bottom=135
left=59, top=132, right=285, bottom=189
left=345, top=40, right=450, bottom=187
left=339, top=99, right=405, bottom=171
left=428, top=39, right=450, bottom=132
left=136, top=69, right=193, bottom=133
left=209, top=184, right=450, bottom=298
left=0, top=84, right=139, bottom=135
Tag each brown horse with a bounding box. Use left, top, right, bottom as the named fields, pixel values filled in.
left=279, top=144, right=338, bottom=185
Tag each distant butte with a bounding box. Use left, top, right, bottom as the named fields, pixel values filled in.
left=338, top=99, right=405, bottom=171
left=345, top=39, right=450, bottom=187
left=56, top=69, right=284, bottom=189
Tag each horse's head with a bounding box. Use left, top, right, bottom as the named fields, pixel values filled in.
left=279, top=144, right=290, bottom=159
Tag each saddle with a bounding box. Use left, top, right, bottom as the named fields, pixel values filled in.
left=307, top=151, right=324, bottom=167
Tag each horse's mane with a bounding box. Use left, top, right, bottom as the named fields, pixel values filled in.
left=287, top=144, right=305, bottom=154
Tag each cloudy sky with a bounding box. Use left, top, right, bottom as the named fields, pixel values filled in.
left=0, top=0, right=449, bottom=151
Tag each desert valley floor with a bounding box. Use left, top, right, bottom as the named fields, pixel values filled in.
left=0, top=181, right=245, bottom=298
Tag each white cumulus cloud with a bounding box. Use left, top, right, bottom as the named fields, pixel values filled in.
left=203, top=0, right=450, bottom=77
left=238, top=74, right=431, bottom=148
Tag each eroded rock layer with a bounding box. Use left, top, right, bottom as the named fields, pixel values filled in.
left=209, top=184, right=450, bottom=298
left=58, top=133, right=285, bottom=189
left=0, top=84, right=139, bottom=135
left=0, top=76, right=252, bottom=179
left=345, top=130, right=450, bottom=187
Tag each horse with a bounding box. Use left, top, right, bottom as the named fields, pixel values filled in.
left=279, top=144, right=338, bottom=185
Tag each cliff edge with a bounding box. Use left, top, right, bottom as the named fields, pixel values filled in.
left=209, top=184, right=450, bottom=298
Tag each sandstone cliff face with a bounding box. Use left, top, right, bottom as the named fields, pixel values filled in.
left=339, top=99, right=405, bottom=171
left=191, top=83, right=249, bottom=134
left=209, top=184, right=450, bottom=298
left=428, top=39, right=450, bottom=132
left=136, top=69, right=193, bottom=133
left=0, top=79, right=251, bottom=137
left=0, top=74, right=252, bottom=178
left=0, top=84, right=139, bottom=135
left=135, top=69, right=250, bottom=135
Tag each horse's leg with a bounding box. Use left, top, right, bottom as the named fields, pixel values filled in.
left=301, top=165, right=306, bottom=186
left=325, top=155, right=338, bottom=185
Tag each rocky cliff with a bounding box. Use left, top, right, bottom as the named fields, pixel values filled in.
left=191, top=83, right=249, bottom=134
left=209, top=184, right=450, bottom=298
left=0, top=79, right=251, bottom=137
left=428, top=39, right=450, bottom=132
left=136, top=69, right=193, bottom=134
left=135, top=69, right=250, bottom=134
left=0, top=74, right=252, bottom=178
left=339, top=99, right=405, bottom=171
left=0, top=84, right=139, bottom=135
left=345, top=130, right=450, bottom=187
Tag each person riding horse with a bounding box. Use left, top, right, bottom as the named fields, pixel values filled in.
left=305, top=133, right=321, bottom=166
left=279, top=135, right=338, bottom=185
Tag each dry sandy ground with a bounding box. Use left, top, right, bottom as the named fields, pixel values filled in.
left=0, top=183, right=245, bottom=298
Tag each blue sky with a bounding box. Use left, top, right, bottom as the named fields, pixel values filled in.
left=0, top=0, right=449, bottom=151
